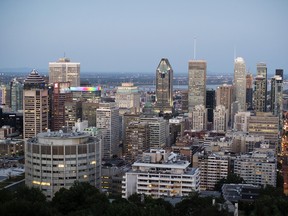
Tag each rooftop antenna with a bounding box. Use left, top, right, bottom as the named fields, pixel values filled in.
left=193, top=37, right=197, bottom=60
left=234, top=45, right=236, bottom=61
left=64, top=52, right=66, bottom=58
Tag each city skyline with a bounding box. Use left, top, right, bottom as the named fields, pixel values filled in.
left=0, top=0, right=287, bottom=74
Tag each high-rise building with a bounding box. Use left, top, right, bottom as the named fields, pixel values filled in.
left=154, top=58, right=174, bottom=114
left=196, top=152, right=229, bottom=190
left=271, top=72, right=283, bottom=116
left=234, top=57, right=247, bottom=111
left=96, top=102, right=120, bottom=159
left=253, top=63, right=267, bottom=112
left=216, top=84, right=233, bottom=125
left=234, top=149, right=276, bottom=187
left=122, top=149, right=200, bottom=198
left=124, top=121, right=149, bottom=162
left=192, top=104, right=207, bottom=131
left=10, top=78, right=23, bottom=112
left=23, top=70, right=48, bottom=139
left=51, top=82, right=72, bottom=131
left=188, top=60, right=207, bottom=113
left=246, top=73, right=253, bottom=110
left=248, top=112, right=279, bottom=150
left=115, top=83, right=140, bottom=115
left=25, top=131, right=102, bottom=199
left=140, top=117, right=168, bottom=149
left=213, top=105, right=228, bottom=132
left=206, top=89, right=215, bottom=123
left=49, top=58, right=80, bottom=87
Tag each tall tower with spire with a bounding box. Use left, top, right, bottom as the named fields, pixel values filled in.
left=23, top=69, right=48, bottom=139
left=154, top=58, right=174, bottom=114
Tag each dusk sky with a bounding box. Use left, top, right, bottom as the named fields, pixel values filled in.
left=0, top=0, right=287, bottom=75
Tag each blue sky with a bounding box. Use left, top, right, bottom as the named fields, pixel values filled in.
left=0, top=0, right=287, bottom=75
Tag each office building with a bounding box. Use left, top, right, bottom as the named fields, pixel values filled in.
left=248, top=112, right=279, bottom=149
left=253, top=63, right=267, bottom=112
left=124, top=121, right=149, bottom=162
left=233, top=112, right=250, bottom=132
left=271, top=74, right=283, bottom=116
left=49, top=57, right=80, bottom=87
left=115, top=83, right=140, bottom=115
left=234, top=57, right=246, bottom=111
left=216, top=84, right=233, bottom=125
left=192, top=104, right=207, bottom=131
left=140, top=117, right=168, bottom=149
left=64, top=101, right=82, bottom=128
left=70, top=86, right=101, bottom=102
left=196, top=152, right=229, bottom=190
left=213, top=105, right=228, bottom=132
left=246, top=73, right=253, bottom=110
left=96, top=102, right=120, bottom=159
left=188, top=60, right=207, bottom=113
left=234, top=149, right=276, bottom=187
left=206, top=89, right=215, bottom=123
left=25, top=131, right=101, bottom=199
left=23, top=70, right=48, bottom=139
left=154, top=58, right=174, bottom=114
left=122, top=149, right=200, bottom=198
left=51, top=82, right=72, bottom=131
left=10, top=78, right=23, bottom=112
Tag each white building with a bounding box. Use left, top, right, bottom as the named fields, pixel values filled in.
left=196, top=152, right=229, bottom=190
left=234, top=149, right=276, bottom=187
left=122, top=149, right=200, bottom=198
left=96, top=102, right=120, bottom=159
left=234, top=57, right=247, bottom=111
left=192, top=105, right=207, bottom=131
left=233, top=112, right=251, bottom=132
left=115, top=83, right=140, bottom=115
left=213, top=105, right=228, bottom=132
left=49, top=57, right=80, bottom=87
left=25, top=131, right=102, bottom=199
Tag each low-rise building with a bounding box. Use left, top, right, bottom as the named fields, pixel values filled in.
left=122, top=149, right=200, bottom=198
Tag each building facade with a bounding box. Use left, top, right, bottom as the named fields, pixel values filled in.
left=25, top=131, right=102, bottom=199
left=154, top=58, right=174, bottom=114
left=213, top=105, right=228, bottom=132
left=234, top=57, right=246, bottom=111
left=253, top=63, right=267, bottom=112
left=49, top=58, right=80, bottom=87
left=96, top=102, right=120, bottom=159
left=23, top=70, right=48, bottom=139
left=188, top=60, right=207, bottom=113
left=192, top=104, right=207, bottom=131
left=122, top=149, right=200, bottom=198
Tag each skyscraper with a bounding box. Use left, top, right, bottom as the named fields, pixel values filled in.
left=216, top=84, right=233, bottom=125
left=246, top=73, right=253, bottom=110
left=213, top=105, right=228, bottom=132
left=49, top=57, right=80, bottom=87
left=51, top=82, right=72, bottom=131
left=10, top=78, right=23, bottom=112
left=188, top=60, right=207, bottom=113
left=96, top=102, right=120, bottom=159
left=234, top=57, right=246, bottom=111
left=192, top=104, right=207, bottom=131
left=253, top=63, right=267, bottom=112
left=154, top=58, right=173, bottom=113
left=23, top=70, right=48, bottom=139
left=271, top=73, right=283, bottom=116
left=206, top=89, right=215, bottom=123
